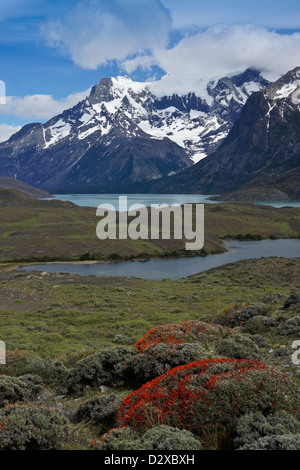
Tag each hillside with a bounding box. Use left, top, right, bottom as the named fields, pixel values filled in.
left=0, top=177, right=51, bottom=198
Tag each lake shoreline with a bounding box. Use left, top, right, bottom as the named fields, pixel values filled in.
left=1, top=234, right=298, bottom=274
left=17, top=239, right=300, bottom=281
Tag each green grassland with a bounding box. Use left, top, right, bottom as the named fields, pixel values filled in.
left=0, top=257, right=299, bottom=362
left=0, top=197, right=299, bottom=263
left=1, top=193, right=300, bottom=450
left=0, top=194, right=299, bottom=360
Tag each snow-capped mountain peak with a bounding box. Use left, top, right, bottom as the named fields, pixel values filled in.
left=0, top=68, right=270, bottom=192
left=265, top=66, right=300, bottom=104
left=40, top=68, right=269, bottom=160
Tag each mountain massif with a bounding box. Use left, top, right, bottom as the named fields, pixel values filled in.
left=0, top=69, right=269, bottom=193
left=149, top=67, right=300, bottom=199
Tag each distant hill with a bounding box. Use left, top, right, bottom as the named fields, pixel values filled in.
left=0, top=188, right=73, bottom=208
left=0, top=177, right=51, bottom=198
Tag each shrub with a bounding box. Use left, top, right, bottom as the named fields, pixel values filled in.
left=0, top=403, right=69, bottom=450
left=283, top=293, right=300, bottom=309
left=277, top=316, right=300, bottom=336
left=215, top=335, right=261, bottom=360
left=91, top=427, right=141, bottom=450
left=141, top=425, right=201, bottom=450
left=225, top=303, right=269, bottom=328
left=133, top=320, right=262, bottom=367
left=1, top=350, right=68, bottom=387
left=118, top=343, right=208, bottom=385
left=0, top=350, right=34, bottom=376
left=238, top=434, right=300, bottom=450
left=134, top=320, right=236, bottom=352
left=67, top=347, right=137, bottom=393
left=116, top=359, right=300, bottom=440
left=75, top=393, right=122, bottom=431
left=234, top=411, right=300, bottom=450
left=242, top=316, right=276, bottom=334
left=0, top=374, right=42, bottom=407
left=91, top=426, right=201, bottom=450
left=69, top=344, right=207, bottom=394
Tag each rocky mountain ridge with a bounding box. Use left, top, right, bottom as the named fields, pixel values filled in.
left=0, top=69, right=268, bottom=193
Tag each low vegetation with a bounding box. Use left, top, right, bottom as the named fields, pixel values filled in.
left=0, top=257, right=299, bottom=450
left=0, top=194, right=299, bottom=450
left=0, top=195, right=300, bottom=263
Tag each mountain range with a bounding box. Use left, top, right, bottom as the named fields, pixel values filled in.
left=148, top=67, right=300, bottom=200
left=0, top=69, right=270, bottom=194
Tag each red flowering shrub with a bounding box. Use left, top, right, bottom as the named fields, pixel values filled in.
left=133, top=319, right=261, bottom=364
left=134, top=320, right=236, bottom=352
left=116, top=359, right=300, bottom=436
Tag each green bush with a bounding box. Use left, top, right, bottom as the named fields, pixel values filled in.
left=226, top=303, right=269, bottom=328
left=118, top=343, right=208, bottom=385
left=215, top=334, right=261, bottom=360
left=234, top=411, right=300, bottom=450
left=1, top=350, right=68, bottom=387
left=75, top=393, right=122, bottom=432
left=141, top=426, right=201, bottom=450
left=277, top=316, right=300, bottom=336
left=91, top=426, right=201, bottom=450
left=67, top=347, right=137, bottom=393
left=283, top=293, right=300, bottom=309
left=242, top=316, right=276, bottom=334
left=0, top=374, right=42, bottom=407
left=238, top=434, right=300, bottom=450
left=91, top=427, right=141, bottom=450
left=68, top=344, right=212, bottom=394
left=0, top=403, right=69, bottom=450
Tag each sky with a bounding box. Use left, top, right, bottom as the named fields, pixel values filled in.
left=1, top=0, right=300, bottom=141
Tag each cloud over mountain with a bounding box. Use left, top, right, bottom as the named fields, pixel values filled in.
left=43, top=0, right=171, bottom=70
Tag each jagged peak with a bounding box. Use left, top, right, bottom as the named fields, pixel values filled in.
left=208, top=68, right=268, bottom=92
left=265, top=66, right=300, bottom=102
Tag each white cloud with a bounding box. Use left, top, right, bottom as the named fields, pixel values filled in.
left=0, top=88, right=91, bottom=121
left=123, top=25, right=300, bottom=96
left=0, top=124, right=22, bottom=143
left=43, top=0, right=171, bottom=70
left=2, top=24, right=300, bottom=125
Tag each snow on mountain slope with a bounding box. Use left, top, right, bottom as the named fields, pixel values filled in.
left=265, top=67, right=300, bottom=104
left=37, top=69, right=269, bottom=162
left=0, top=69, right=270, bottom=192
left=147, top=66, right=300, bottom=197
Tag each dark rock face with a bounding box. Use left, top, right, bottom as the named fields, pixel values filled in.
left=149, top=67, right=300, bottom=196
left=0, top=70, right=268, bottom=193
left=153, top=93, right=210, bottom=113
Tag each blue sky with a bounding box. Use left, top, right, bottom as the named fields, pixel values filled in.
left=1, top=0, right=300, bottom=140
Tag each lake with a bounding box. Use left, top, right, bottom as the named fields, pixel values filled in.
left=20, top=239, right=300, bottom=281
left=48, top=193, right=300, bottom=209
